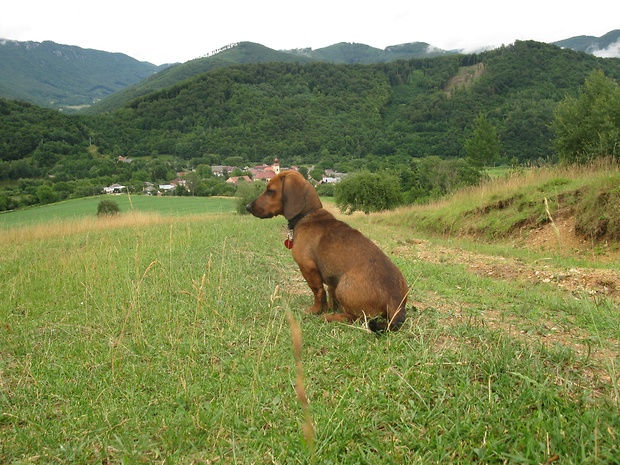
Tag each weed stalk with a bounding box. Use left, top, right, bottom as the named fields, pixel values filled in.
left=287, top=311, right=315, bottom=460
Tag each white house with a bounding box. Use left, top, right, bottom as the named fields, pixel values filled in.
left=103, top=183, right=125, bottom=194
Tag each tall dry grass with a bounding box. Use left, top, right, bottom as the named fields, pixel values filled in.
left=409, top=158, right=619, bottom=215
left=1, top=211, right=229, bottom=245
left=378, top=158, right=620, bottom=243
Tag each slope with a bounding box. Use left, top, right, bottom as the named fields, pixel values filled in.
left=0, top=39, right=163, bottom=111
left=84, top=41, right=452, bottom=114
left=84, top=42, right=316, bottom=114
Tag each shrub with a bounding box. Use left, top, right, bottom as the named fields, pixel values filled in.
left=97, top=199, right=121, bottom=217
left=234, top=181, right=265, bottom=215
left=335, top=171, right=402, bottom=214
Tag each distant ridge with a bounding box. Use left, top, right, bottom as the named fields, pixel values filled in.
left=553, top=30, right=620, bottom=57
left=1, top=30, right=618, bottom=112
left=282, top=41, right=451, bottom=64
left=0, top=39, right=165, bottom=111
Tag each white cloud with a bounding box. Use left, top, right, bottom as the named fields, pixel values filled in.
left=592, top=40, right=620, bottom=58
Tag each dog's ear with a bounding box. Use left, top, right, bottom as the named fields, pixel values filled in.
left=282, top=172, right=321, bottom=219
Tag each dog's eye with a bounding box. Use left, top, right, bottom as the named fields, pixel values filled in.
left=266, top=189, right=275, bottom=196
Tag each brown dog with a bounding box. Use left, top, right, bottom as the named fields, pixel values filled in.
left=247, top=170, right=408, bottom=332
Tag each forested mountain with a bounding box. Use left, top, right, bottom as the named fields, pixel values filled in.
left=0, top=39, right=453, bottom=114
left=0, top=39, right=166, bottom=111
left=85, top=42, right=317, bottom=114
left=89, top=41, right=620, bottom=165
left=1, top=41, right=620, bottom=211
left=85, top=41, right=453, bottom=114
left=3, top=31, right=618, bottom=114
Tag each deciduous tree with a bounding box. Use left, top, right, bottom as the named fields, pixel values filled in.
left=552, top=69, right=620, bottom=163
left=465, top=113, right=501, bottom=169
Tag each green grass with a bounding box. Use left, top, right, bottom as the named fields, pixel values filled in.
left=1, top=204, right=619, bottom=463
left=0, top=195, right=235, bottom=229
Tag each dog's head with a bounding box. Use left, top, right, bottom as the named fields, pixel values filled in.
left=246, top=171, right=322, bottom=220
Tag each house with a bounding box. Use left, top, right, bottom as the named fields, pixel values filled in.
left=143, top=182, right=157, bottom=195
left=226, top=176, right=252, bottom=186
left=211, top=165, right=236, bottom=177
left=158, top=178, right=186, bottom=192
left=252, top=171, right=276, bottom=181
left=322, top=169, right=347, bottom=183
left=103, top=183, right=125, bottom=194
left=158, top=184, right=175, bottom=192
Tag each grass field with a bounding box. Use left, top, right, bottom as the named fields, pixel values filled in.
left=1, top=182, right=619, bottom=463
left=0, top=195, right=235, bottom=229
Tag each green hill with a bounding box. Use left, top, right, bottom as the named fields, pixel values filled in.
left=3, top=31, right=619, bottom=115
left=86, top=41, right=620, bottom=165
left=0, top=39, right=165, bottom=111
left=85, top=42, right=316, bottom=114
left=85, top=41, right=452, bottom=114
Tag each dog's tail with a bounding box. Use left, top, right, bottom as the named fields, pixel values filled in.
left=368, top=303, right=407, bottom=333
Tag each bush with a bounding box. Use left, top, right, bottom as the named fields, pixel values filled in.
left=97, top=199, right=121, bottom=217
left=334, top=171, right=402, bottom=214
left=234, top=181, right=266, bottom=215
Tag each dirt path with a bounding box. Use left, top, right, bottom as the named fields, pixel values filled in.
left=390, top=218, right=620, bottom=388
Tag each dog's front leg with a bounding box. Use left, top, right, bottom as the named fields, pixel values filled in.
left=308, top=285, right=327, bottom=315
left=327, top=285, right=340, bottom=310
left=298, top=264, right=327, bottom=314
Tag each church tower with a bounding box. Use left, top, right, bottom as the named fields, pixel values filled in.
left=273, top=157, right=280, bottom=175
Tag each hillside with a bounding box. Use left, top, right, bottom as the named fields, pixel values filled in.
left=0, top=39, right=166, bottom=111
left=87, top=41, right=620, bottom=165
left=384, top=161, right=620, bottom=252
left=85, top=41, right=453, bottom=114
left=87, top=35, right=620, bottom=114
left=85, top=42, right=317, bottom=114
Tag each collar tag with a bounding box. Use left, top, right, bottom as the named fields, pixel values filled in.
left=284, top=230, right=294, bottom=249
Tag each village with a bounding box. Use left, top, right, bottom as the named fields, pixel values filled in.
left=103, top=157, right=346, bottom=196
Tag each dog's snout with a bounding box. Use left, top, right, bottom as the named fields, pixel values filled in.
left=246, top=203, right=252, bottom=212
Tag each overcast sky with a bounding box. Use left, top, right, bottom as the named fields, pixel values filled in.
left=1, top=0, right=618, bottom=65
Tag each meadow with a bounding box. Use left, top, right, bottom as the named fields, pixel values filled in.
left=0, top=195, right=235, bottom=229
left=1, top=187, right=619, bottom=463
